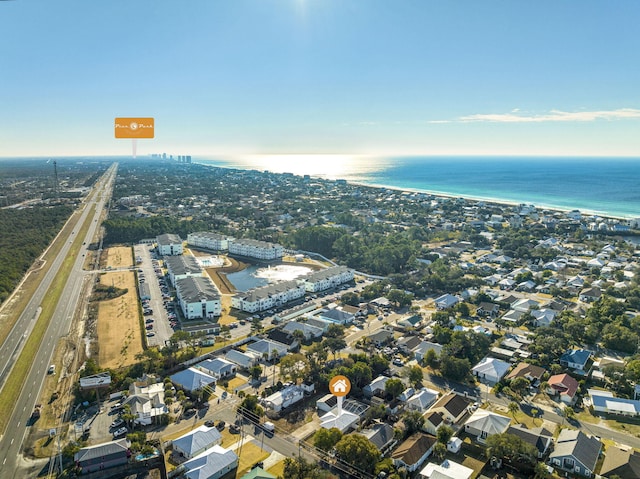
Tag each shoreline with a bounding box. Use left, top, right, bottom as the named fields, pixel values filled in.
left=196, top=159, right=636, bottom=222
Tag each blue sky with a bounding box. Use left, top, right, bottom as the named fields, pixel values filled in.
left=1, top=0, right=639, bottom=157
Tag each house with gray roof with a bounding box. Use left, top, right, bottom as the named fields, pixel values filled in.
left=197, top=358, right=237, bottom=380
left=74, top=439, right=130, bottom=474
left=173, top=425, right=222, bottom=460
left=414, top=341, right=443, bottom=362
left=358, top=423, right=395, bottom=453
left=600, top=445, right=640, bottom=479
left=471, top=357, right=511, bottom=385
left=364, top=375, right=391, bottom=398
left=181, top=444, right=238, bottom=479
left=316, top=307, right=355, bottom=325
left=224, top=349, right=258, bottom=369
left=171, top=367, right=216, bottom=392
left=506, top=424, right=553, bottom=458
left=549, top=429, right=601, bottom=478
left=560, top=348, right=593, bottom=375
left=246, top=339, right=288, bottom=360
left=282, top=321, right=323, bottom=340
left=463, top=409, right=511, bottom=443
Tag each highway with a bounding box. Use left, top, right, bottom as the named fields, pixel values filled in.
left=0, top=163, right=117, bottom=478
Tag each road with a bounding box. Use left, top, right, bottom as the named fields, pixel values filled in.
left=0, top=163, right=117, bottom=478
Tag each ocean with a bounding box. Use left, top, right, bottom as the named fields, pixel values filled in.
left=197, top=156, right=640, bottom=219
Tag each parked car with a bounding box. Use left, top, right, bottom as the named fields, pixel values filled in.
left=113, top=426, right=128, bottom=437
left=110, top=418, right=124, bottom=429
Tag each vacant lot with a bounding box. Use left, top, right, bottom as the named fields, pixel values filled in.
left=105, top=246, right=133, bottom=269
left=97, top=269, right=143, bottom=369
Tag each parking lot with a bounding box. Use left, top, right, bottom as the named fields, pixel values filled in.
left=134, top=244, right=176, bottom=347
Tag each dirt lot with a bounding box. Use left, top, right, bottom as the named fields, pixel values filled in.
left=105, top=246, right=134, bottom=269
left=97, top=269, right=143, bottom=369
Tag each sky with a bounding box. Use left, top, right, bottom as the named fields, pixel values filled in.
left=1, top=0, right=639, bottom=158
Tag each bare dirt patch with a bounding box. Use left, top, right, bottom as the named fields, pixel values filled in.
left=105, top=246, right=133, bottom=269
left=96, top=270, right=143, bottom=369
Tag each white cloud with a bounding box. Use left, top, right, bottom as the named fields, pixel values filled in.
left=455, top=108, right=640, bottom=123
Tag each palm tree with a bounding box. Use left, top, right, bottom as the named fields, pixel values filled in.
left=508, top=401, right=520, bottom=422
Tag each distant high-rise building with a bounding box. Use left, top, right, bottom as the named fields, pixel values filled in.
left=162, top=153, right=167, bottom=159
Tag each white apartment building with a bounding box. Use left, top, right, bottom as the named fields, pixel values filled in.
left=232, top=280, right=305, bottom=313
left=157, top=233, right=183, bottom=256
left=176, top=276, right=222, bottom=319
left=228, top=238, right=284, bottom=261
left=300, top=266, right=355, bottom=292
left=164, top=255, right=204, bottom=285
left=187, top=232, right=235, bottom=251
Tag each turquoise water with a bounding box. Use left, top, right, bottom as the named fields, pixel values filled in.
left=198, top=156, right=640, bottom=219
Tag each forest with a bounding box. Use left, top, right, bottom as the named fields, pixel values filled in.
left=0, top=206, right=72, bottom=304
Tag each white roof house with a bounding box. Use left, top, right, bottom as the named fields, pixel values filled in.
left=173, top=425, right=222, bottom=460
left=434, top=294, right=459, bottom=310
left=406, top=388, right=440, bottom=413
left=419, top=459, right=473, bottom=479
left=196, top=358, right=237, bottom=379
left=320, top=410, right=360, bottom=433
left=472, top=357, right=511, bottom=385
left=122, top=382, right=167, bottom=426
left=224, top=349, right=258, bottom=369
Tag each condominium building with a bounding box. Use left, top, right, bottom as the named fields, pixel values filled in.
left=176, top=276, right=222, bottom=319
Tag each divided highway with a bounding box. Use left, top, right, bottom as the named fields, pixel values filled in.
left=0, top=164, right=117, bottom=478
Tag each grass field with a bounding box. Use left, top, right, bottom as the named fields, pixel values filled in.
left=105, top=245, right=133, bottom=269
left=235, top=442, right=270, bottom=478
left=97, top=265, right=143, bottom=369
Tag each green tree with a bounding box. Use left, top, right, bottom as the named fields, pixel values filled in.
left=280, top=456, right=326, bottom=479
left=385, top=378, right=404, bottom=400
left=313, top=427, right=343, bottom=452
left=279, top=353, right=310, bottom=383
left=249, top=364, right=263, bottom=382
left=436, top=425, right=454, bottom=444
left=432, top=442, right=447, bottom=462
left=508, top=401, right=520, bottom=421
left=486, top=433, right=538, bottom=467
left=402, top=410, right=425, bottom=436
left=424, top=348, right=438, bottom=368
left=334, top=434, right=381, bottom=475
left=408, top=365, right=423, bottom=387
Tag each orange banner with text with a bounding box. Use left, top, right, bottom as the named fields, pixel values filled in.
left=114, top=117, right=155, bottom=138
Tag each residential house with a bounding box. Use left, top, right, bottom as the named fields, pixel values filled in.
left=358, top=423, right=396, bottom=454
left=173, top=425, right=223, bottom=460
left=263, top=385, right=305, bottom=413
left=397, top=336, right=423, bottom=354
left=363, top=375, right=391, bottom=398
left=224, top=349, right=259, bottom=370
left=419, top=459, right=473, bottom=479
left=414, top=341, right=443, bottom=362
left=391, top=433, right=437, bottom=473
left=547, top=374, right=579, bottom=405
left=560, top=349, right=593, bottom=375
left=197, top=358, right=237, bottom=380
left=476, top=302, right=500, bottom=318
left=579, top=287, right=602, bottom=303
left=589, top=389, right=640, bottom=417
left=315, top=307, right=355, bottom=325
left=472, top=357, right=511, bottom=385
left=239, top=467, right=277, bottom=479
left=463, top=409, right=511, bottom=443
left=427, top=392, right=472, bottom=425
left=397, top=314, right=423, bottom=330
left=171, top=367, right=216, bottom=392
left=316, top=394, right=338, bottom=413
left=506, top=362, right=546, bottom=385
left=434, top=294, right=459, bottom=310
left=247, top=339, right=288, bottom=360
left=367, top=329, right=394, bottom=348
left=181, top=444, right=239, bottom=479
left=506, top=425, right=553, bottom=458
left=549, top=429, right=601, bottom=478
left=599, top=445, right=640, bottom=479
left=406, top=388, right=440, bottom=413
left=75, top=439, right=130, bottom=474
left=282, top=321, right=323, bottom=340
left=122, top=382, right=167, bottom=426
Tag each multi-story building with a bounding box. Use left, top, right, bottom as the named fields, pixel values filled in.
left=156, top=233, right=183, bottom=256
left=164, top=255, right=204, bottom=285
left=228, top=238, right=284, bottom=261
left=231, top=280, right=305, bottom=313
left=187, top=232, right=235, bottom=251
left=176, top=276, right=222, bottom=319
left=300, top=266, right=354, bottom=292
